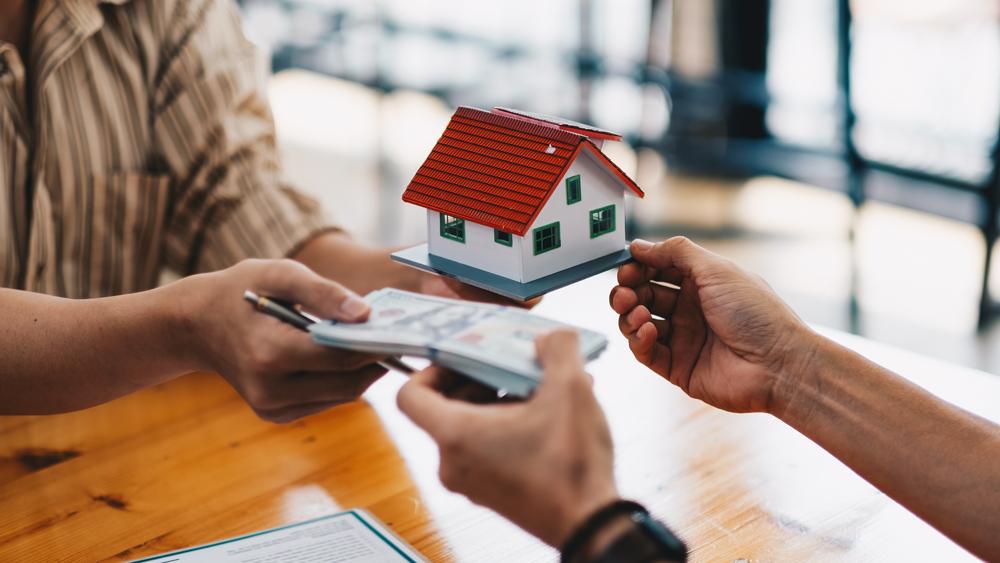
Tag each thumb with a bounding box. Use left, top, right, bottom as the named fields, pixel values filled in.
left=397, top=367, right=470, bottom=439
left=535, top=329, right=588, bottom=393
left=630, top=236, right=719, bottom=277
left=253, top=259, right=370, bottom=322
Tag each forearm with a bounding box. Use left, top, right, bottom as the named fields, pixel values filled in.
left=292, top=231, right=420, bottom=296
left=0, top=284, right=198, bottom=414
left=776, top=336, right=1000, bottom=559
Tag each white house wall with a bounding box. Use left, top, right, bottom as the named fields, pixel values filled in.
left=518, top=151, right=627, bottom=282
left=426, top=210, right=523, bottom=280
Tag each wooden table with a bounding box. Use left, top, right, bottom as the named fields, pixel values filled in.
left=2, top=272, right=997, bottom=562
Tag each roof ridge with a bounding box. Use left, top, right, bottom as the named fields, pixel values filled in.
left=454, top=106, right=585, bottom=147
left=492, top=107, right=623, bottom=140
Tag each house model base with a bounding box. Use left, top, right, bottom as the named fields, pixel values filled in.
left=391, top=243, right=633, bottom=302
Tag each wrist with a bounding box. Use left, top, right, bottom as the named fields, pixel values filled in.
left=551, top=484, right=620, bottom=548
left=159, top=274, right=214, bottom=373
left=293, top=231, right=420, bottom=294
left=767, top=328, right=839, bottom=425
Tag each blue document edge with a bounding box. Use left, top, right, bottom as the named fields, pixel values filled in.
left=129, top=509, right=423, bottom=562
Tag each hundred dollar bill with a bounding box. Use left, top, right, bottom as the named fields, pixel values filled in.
left=309, top=289, right=502, bottom=353
left=435, top=310, right=606, bottom=378
left=309, top=288, right=607, bottom=396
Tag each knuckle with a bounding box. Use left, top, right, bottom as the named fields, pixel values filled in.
left=438, top=428, right=465, bottom=457
left=437, top=463, right=465, bottom=492
left=242, top=382, right=266, bottom=405
left=754, top=272, right=775, bottom=291
left=395, top=385, right=413, bottom=413
left=250, top=343, right=282, bottom=373
left=668, top=236, right=692, bottom=249
left=275, top=258, right=303, bottom=272
left=665, top=236, right=695, bottom=256
left=553, top=328, right=579, bottom=346
left=568, top=372, right=594, bottom=396
left=627, top=335, right=647, bottom=357
left=539, top=328, right=577, bottom=352
left=628, top=305, right=647, bottom=323
left=553, top=366, right=582, bottom=386
left=260, top=258, right=310, bottom=289
left=323, top=278, right=349, bottom=295
left=546, top=331, right=580, bottom=361
left=612, top=286, right=635, bottom=308
left=237, top=258, right=263, bottom=272
left=243, top=382, right=278, bottom=410
left=437, top=465, right=457, bottom=490
left=536, top=331, right=554, bottom=348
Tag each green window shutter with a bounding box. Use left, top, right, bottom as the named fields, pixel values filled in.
left=494, top=229, right=513, bottom=246
left=589, top=205, right=616, bottom=238
left=566, top=175, right=582, bottom=204
left=532, top=222, right=561, bottom=255
left=440, top=214, right=466, bottom=243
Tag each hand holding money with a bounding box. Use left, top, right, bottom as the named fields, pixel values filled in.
left=309, top=289, right=607, bottom=396
left=396, top=330, right=620, bottom=548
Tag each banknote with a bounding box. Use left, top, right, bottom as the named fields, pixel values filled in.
left=309, top=289, right=502, bottom=353
left=309, top=289, right=607, bottom=396
left=436, top=311, right=606, bottom=378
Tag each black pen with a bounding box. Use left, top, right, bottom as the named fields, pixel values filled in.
left=243, top=290, right=415, bottom=374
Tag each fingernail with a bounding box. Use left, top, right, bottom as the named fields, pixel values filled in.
left=632, top=239, right=654, bottom=251
left=341, top=295, right=370, bottom=319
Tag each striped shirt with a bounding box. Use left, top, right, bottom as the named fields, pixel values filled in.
left=0, top=0, right=332, bottom=297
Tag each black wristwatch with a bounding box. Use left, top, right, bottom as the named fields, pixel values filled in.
left=561, top=500, right=687, bottom=563
left=592, top=506, right=687, bottom=563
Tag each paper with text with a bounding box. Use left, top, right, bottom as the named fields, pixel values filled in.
left=131, top=510, right=425, bottom=563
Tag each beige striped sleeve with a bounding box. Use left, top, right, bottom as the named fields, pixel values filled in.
left=151, top=0, right=336, bottom=275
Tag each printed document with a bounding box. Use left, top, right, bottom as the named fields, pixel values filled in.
left=132, top=510, right=425, bottom=563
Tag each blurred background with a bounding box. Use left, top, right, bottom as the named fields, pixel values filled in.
left=237, top=0, right=1000, bottom=373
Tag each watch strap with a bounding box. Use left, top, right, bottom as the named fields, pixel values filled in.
left=560, top=500, right=687, bottom=563
left=593, top=510, right=687, bottom=563
left=560, top=500, right=647, bottom=563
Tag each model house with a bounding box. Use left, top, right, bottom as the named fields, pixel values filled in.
left=398, top=106, right=644, bottom=292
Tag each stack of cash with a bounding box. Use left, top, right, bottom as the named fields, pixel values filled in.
left=309, top=288, right=607, bottom=397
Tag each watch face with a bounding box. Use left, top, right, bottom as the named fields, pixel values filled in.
left=636, top=513, right=688, bottom=560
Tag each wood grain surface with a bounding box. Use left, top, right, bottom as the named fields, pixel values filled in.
left=1, top=271, right=996, bottom=562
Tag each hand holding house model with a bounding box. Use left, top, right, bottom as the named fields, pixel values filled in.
left=392, top=107, right=645, bottom=301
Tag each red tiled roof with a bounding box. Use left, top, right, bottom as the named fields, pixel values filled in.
left=402, top=107, right=643, bottom=236
left=492, top=107, right=623, bottom=141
